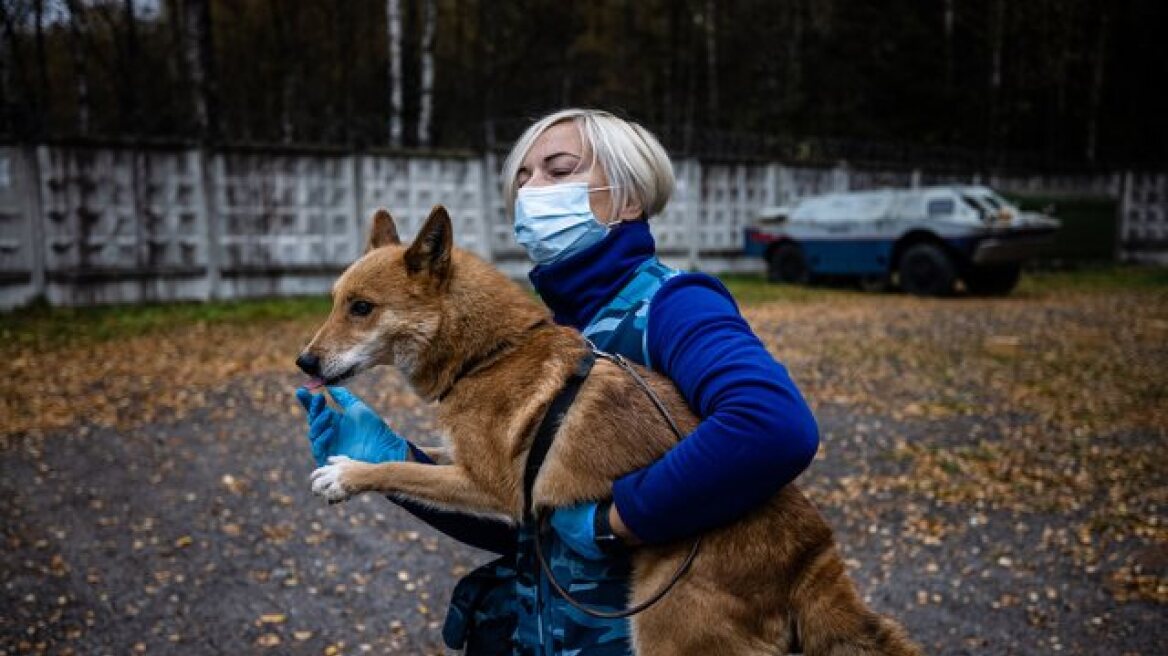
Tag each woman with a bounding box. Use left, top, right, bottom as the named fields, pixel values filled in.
left=296, top=108, right=819, bottom=655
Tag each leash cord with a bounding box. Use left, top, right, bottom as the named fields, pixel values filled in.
left=534, top=512, right=701, bottom=620
left=532, top=349, right=702, bottom=620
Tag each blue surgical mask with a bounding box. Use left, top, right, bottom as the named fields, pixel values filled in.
left=514, top=182, right=615, bottom=265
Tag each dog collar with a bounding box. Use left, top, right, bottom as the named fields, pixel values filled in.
left=436, top=318, right=551, bottom=402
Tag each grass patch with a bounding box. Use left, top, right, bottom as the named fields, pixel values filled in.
left=717, top=274, right=866, bottom=305
left=1, top=295, right=332, bottom=349
left=723, top=266, right=1166, bottom=303
left=3, top=266, right=1161, bottom=350
left=1015, top=265, right=1168, bottom=295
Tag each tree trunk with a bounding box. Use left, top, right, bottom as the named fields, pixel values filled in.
left=121, top=0, right=142, bottom=134
left=417, top=0, right=436, bottom=147
left=477, top=0, right=494, bottom=141
left=943, top=0, right=955, bottom=90
left=683, top=6, right=698, bottom=153
left=785, top=0, right=804, bottom=118
left=338, top=1, right=356, bottom=144
left=1085, top=6, right=1108, bottom=164
left=0, top=20, right=6, bottom=135
left=704, top=0, right=717, bottom=125
left=65, top=0, right=91, bottom=136
left=270, top=0, right=295, bottom=143
left=663, top=0, right=680, bottom=136
left=183, top=0, right=217, bottom=140
left=387, top=0, right=403, bottom=147
left=0, top=2, right=34, bottom=135
left=987, top=0, right=1004, bottom=163
left=34, top=0, right=48, bottom=129
left=281, top=75, right=296, bottom=144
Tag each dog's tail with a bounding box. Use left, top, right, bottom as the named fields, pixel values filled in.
left=789, top=541, right=922, bottom=656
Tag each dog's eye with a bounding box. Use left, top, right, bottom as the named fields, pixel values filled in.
left=349, top=300, right=374, bottom=317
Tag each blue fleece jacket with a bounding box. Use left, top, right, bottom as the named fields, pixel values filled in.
left=530, top=221, right=820, bottom=544
left=396, top=220, right=819, bottom=552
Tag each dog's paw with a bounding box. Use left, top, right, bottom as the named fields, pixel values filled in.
left=310, top=455, right=358, bottom=502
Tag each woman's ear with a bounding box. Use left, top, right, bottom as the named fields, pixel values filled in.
left=617, top=197, right=645, bottom=221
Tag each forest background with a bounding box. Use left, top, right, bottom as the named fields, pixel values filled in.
left=2, top=0, right=1165, bottom=169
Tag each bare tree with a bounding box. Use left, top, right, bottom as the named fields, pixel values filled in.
left=943, top=0, right=955, bottom=89
left=785, top=0, right=805, bottom=118
left=182, top=0, right=217, bottom=140
left=0, top=3, right=12, bottom=136
left=121, top=0, right=142, bottom=132
left=33, top=0, right=47, bottom=122
left=417, top=0, right=436, bottom=147
left=987, top=0, right=1005, bottom=159
left=64, top=0, right=91, bottom=135
left=704, top=0, right=717, bottom=124
left=1085, top=6, right=1109, bottom=163
left=387, top=0, right=403, bottom=146
left=269, top=0, right=296, bottom=143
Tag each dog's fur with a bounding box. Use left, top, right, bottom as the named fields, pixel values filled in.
left=300, top=206, right=921, bottom=656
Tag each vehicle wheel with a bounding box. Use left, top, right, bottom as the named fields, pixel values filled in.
left=964, top=264, right=1021, bottom=296
left=767, top=243, right=810, bottom=284
left=898, top=243, right=956, bottom=296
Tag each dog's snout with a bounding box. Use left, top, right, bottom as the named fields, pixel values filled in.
left=296, top=352, right=322, bottom=377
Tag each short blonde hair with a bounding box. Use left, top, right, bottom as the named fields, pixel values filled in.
left=501, top=109, right=675, bottom=222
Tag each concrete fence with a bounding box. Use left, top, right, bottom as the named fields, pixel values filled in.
left=0, top=144, right=1163, bottom=309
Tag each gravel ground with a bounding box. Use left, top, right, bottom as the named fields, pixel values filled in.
left=2, top=283, right=1165, bottom=655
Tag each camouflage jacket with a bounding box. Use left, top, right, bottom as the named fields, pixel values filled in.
left=443, top=257, right=677, bottom=656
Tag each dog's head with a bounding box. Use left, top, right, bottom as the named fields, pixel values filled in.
left=295, top=205, right=456, bottom=386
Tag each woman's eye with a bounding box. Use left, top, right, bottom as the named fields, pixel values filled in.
left=349, top=300, right=374, bottom=317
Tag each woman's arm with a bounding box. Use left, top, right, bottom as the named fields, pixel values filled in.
left=396, top=444, right=518, bottom=555
left=609, top=274, right=819, bottom=545
left=299, top=389, right=518, bottom=555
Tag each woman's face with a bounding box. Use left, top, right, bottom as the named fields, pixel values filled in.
left=514, top=121, right=639, bottom=223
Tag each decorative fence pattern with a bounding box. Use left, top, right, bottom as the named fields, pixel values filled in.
left=0, top=143, right=1162, bottom=308
left=1122, top=173, right=1167, bottom=257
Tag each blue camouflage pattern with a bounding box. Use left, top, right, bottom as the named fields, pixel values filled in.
left=444, top=557, right=523, bottom=655
left=443, top=257, right=679, bottom=655
left=580, top=257, right=679, bottom=369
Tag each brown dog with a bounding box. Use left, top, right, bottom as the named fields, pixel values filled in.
left=299, top=206, right=921, bottom=656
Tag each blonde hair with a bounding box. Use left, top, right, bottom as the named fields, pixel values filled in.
left=501, top=109, right=675, bottom=222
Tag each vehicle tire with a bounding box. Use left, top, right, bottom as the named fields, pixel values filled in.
left=898, top=243, right=956, bottom=296
left=964, top=264, right=1021, bottom=296
left=767, top=243, right=810, bottom=284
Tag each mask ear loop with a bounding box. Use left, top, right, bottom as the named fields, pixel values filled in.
left=584, top=185, right=627, bottom=226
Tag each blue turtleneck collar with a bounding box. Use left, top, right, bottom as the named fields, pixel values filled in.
left=527, top=221, right=657, bottom=329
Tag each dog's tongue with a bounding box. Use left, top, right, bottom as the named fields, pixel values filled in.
left=305, top=377, right=326, bottom=391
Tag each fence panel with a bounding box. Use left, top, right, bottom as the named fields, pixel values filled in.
left=361, top=155, right=490, bottom=257
left=1122, top=173, right=1168, bottom=264
left=698, top=163, right=772, bottom=253
left=0, top=143, right=1161, bottom=308
left=36, top=146, right=210, bottom=305
left=0, top=148, right=39, bottom=308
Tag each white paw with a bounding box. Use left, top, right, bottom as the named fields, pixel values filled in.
left=311, top=455, right=356, bottom=502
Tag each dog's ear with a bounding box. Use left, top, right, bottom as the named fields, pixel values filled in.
left=404, top=205, right=453, bottom=279
left=365, top=208, right=402, bottom=253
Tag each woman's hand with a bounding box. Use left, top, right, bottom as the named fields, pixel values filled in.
left=549, top=501, right=641, bottom=561
left=295, top=386, right=410, bottom=466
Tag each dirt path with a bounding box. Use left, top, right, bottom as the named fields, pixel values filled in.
left=2, top=287, right=1164, bottom=654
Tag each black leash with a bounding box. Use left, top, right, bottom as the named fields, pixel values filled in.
left=525, top=348, right=701, bottom=620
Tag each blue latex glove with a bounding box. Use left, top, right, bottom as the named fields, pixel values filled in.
left=294, top=386, right=409, bottom=466
left=549, top=502, right=605, bottom=561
